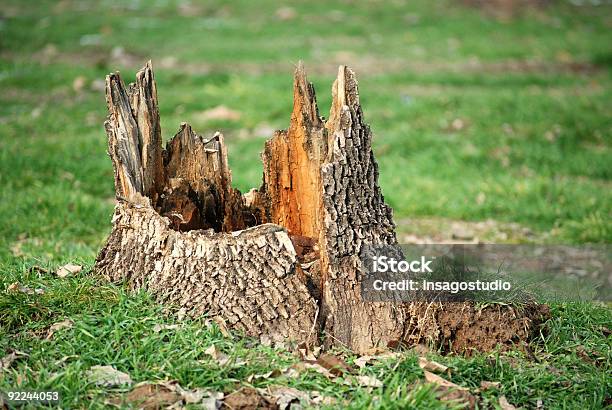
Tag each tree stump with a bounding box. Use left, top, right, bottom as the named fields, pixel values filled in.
left=96, top=62, right=548, bottom=354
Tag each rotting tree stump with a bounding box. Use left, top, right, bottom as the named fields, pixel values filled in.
left=95, top=61, right=549, bottom=354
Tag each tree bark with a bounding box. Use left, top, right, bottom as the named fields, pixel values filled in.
left=96, top=61, right=548, bottom=354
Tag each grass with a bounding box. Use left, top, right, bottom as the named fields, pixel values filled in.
left=1, top=0, right=611, bottom=408
left=1, top=264, right=610, bottom=408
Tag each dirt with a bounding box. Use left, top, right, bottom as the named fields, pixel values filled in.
left=2, top=45, right=600, bottom=78
left=405, top=302, right=551, bottom=354
left=460, top=0, right=552, bottom=19
left=396, top=217, right=540, bottom=244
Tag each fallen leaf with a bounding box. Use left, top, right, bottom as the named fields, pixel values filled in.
left=355, top=375, right=383, bottom=388
left=423, top=371, right=475, bottom=409
left=223, top=387, right=275, bottom=410
left=310, top=391, right=337, bottom=406
left=423, top=371, right=461, bottom=388
left=204, top=345, right=230, bottom=366
left=6, top=282, right=44, bottom=295
left=0, top=350, right=29, bottom=373
left=86, top=365, right=132, bottom=387
left=418, top=357, right=448, bottom=373
left=200, top=395, right=222, bottom=410
left=354, top=355, right=373, bottom=369
left=259, top=385, right=309, bottom=410
left=196, top=105, right=241, bottom=122
left=302, top=362, right=335, bottom=378
left=56, top=263, right=82, bottom=278
left=246, top=369, right=281, bottom=383
left=316, top=353, right=350, bottom=376
left=152, top=324, right=180, bottom=333
left=124, top=382, right=181, bottom=409
left=46, top=319, right=74, bottom=339
left=499, top=395, right=518, bottom=410
left=354, top=351, right=400, bottom=369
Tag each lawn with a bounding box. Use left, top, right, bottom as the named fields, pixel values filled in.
left=0, top=0, right=610, bottom=408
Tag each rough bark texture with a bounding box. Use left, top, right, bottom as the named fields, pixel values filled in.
left=96, top=61, right=548, bottom=354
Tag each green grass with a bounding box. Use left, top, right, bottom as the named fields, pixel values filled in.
left=1, top=0, right=611, bottom=408
left=1, top=264, right=610, bottom=408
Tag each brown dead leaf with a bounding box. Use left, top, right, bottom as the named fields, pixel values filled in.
left=46, top=319, right=74, bottom=339
left=310, top=391, right=337, bottom=407
left=124, top=382, right=181, bottom=409
left=197, top=105, right=241, bottom=122
left=423, top=371, right=475, bottom=409
left=259, top=385, right=308, bottom=410
left=354, top=375, right=383, bottom=388
left=204, top=345, right=230, bottom=366
left=223, top=387, right=276, bottom=409
left=299, top=361, right=335, bottom=379
left=354, top=355, right=374, bottom=369
left=499, top=395, right=518, bottom=410
left=423, top=371, right=461, bottom=388
left=354, top=351, right=400, bottom=369
left=246, top=369, right=281, bottom=383
left=418, top=357, right=448, bottom=373
left=56, top=263, right=82, bottom=278
left=86, top=365, right=132, bottom=387
left=316, top=353, right=350, bottom=376
left=6, top=282, right=44, bottom=295
left=152, top=324, right=180, bottom=333
left=0, top=350, right=29, bottom=373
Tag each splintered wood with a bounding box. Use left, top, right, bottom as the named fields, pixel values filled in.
left=96, top=61, right=548, bottom=354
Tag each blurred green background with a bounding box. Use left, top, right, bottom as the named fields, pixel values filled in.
left=1, top=0, right=611, bottom=265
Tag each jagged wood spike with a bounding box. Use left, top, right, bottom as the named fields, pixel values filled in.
left=260, top=62, right=327, bottom=239
left=319, top=65, right=405, bottom=352
left=130, top=61, right=164, bottom=200
left=105, top=71, right=147, bottom=204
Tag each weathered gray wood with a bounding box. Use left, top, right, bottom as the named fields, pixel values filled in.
left=96, top=62, right=548, bottom=354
